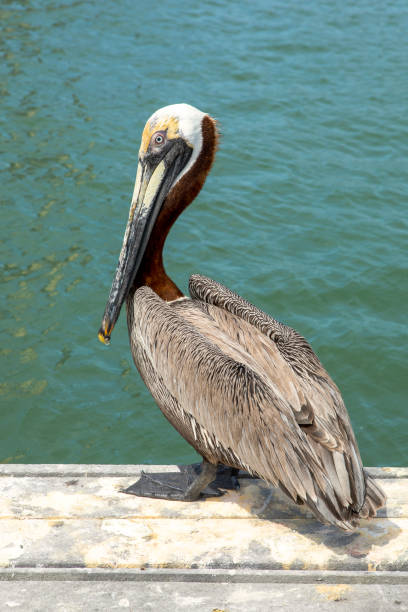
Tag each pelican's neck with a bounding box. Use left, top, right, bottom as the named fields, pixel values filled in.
left=133, top=241, right=182, bottom=301
left=132, top=115, right=218, bottom=301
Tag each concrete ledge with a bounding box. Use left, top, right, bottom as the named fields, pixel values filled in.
left=2, top=464, right=407, bottom=478
left=0, top=465, right=407, bottom=609
left=2, top=568, right=408, bottom=584
left=1, top=579, right=407, bottom=611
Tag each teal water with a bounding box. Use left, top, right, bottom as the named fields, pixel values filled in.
left=1, top=1, right=407, bottom=466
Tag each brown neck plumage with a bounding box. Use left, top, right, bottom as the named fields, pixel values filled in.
left=133, top=115, right=218, bottom=300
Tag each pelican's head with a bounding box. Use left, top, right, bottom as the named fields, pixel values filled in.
left=98, top=104, right=218, bottom=344
left=139, top=103, right=206, bottom=177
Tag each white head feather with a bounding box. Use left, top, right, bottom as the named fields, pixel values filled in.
left=144, top=103, right=206, bottom=183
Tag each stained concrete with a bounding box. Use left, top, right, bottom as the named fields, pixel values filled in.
left=0, top=465, right=407, bottom=609
left=1, top=580, right=408, bottom=611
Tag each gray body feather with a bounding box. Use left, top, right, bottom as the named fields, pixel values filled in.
left=126, top=274, right=385, bottom=530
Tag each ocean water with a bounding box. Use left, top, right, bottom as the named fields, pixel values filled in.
left=1, top=0, right=407, bottom=466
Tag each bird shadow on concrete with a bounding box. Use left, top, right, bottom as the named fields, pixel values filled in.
left=230, top=477, right=402, bottom=568
left=122, top=463, right=401, bottom=568
left=120, top=463, right=402, bottom=569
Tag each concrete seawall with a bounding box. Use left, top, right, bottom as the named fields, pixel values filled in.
left=1, top=465, right=407, bottom=610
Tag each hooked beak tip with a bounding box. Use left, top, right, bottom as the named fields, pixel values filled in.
left=98, top=325, right=111, bottom=346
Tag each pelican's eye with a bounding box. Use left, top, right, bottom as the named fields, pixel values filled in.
left=152, top=131, right=166, bottom=147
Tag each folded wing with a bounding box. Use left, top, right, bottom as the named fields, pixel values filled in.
left=128, top=277, right=385, bottom=530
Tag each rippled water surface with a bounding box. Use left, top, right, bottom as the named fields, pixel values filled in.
left=1, top=1, right=407, bottom=466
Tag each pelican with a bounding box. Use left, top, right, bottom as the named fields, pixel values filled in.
left=98, top=103, right=385, bottom=530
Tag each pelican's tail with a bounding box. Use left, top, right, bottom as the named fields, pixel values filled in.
left=357, top=472, right=386, bottom=519
left=304, top=471, right=386, bottom=531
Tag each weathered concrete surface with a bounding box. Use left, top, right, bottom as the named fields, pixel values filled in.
left=0, top=580, right=407, bottom=611
left=0, top=465, right=407, bottom=573
left=0, top=465, right=407, bottom=610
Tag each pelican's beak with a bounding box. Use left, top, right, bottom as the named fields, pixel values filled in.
left=98, top=139, right=192, bottom=344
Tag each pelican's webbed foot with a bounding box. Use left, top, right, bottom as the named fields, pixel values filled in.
left=214, top=465, right=240, bottom=491
left=122, top=460, right=239, bottom=501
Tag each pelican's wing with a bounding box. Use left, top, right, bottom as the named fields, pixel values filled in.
left=129, top=285, right=375, bottom=530
left=188, top=274, right=385, bottom=520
